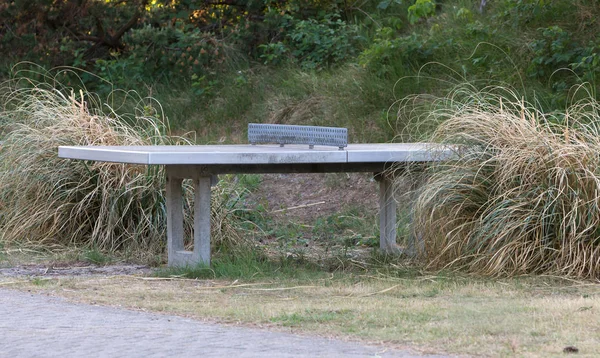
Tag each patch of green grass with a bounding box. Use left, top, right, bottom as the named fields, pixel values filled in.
left=311, top=206, right=378, bottom=248
left=234, top=200, right=271, bottom=232
left=273, top=222, right=308, bottom=246
left=154, top=249, right=328, bottom=281
left=270, top=308, right=355, bottom=327
left=238, top=198, right=379, bottom=250
left=82, top=248, right=113, bottom=265
left=236, top=174, right=262, bottom=192
left=30, top=277, right=53, bottom=286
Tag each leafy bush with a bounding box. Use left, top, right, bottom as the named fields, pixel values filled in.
left=407, top=0, right=437, bottom=25
left=495, top=0, right=558, bottom=29
left=358, top=28, right=436, bottom=77
left=260, top=14, right=361, bottom=70
left=410, top=87, right=600, bottom=278
left=287, top=15, right=361, bottom=70
left=526, top=25, right=600, bottom=98
left=122, top=25, right=225, bottom=81
left=528, top=26, right=582, bottom=78
left=259, top=42, right=289, bottom=66
left=0, top=0, right=140, bottom=69
left=65, top=25, right=229, bottom=95
left=572, top=48, right=600, bottom=84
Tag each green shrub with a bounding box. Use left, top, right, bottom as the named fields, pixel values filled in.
left=407, top=0, right=437, bottom=25
left=69, top=25, right=231, bottom=95
left=528, top=26, right=581, bottom=78
left=260, top=14, right=362, bottom=70
left=287, top=15, right=361, bottom=70
left=358, top=28, right=436, bottom=77
left=495, top=0, right=555, bottom=29
left=526, top=26, right=600, bottom=98
left=259, top=42, right=289, bottom=66
left=572, top=49, right=600, bottom=84
left=122, top=25, right=226, bottom=80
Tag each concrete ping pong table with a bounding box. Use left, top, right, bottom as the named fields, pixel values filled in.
left=59, top=126, right=452, bottom=267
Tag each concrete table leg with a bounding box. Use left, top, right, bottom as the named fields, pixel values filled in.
left=166, top=174, right=186, bottom=267
left=378, top=176, right=397, bottom=253
left=405, top=171, right=425, bottom=257
left=194, top=176, right=212, bottom=266
left=166, top=168, right=212, bottom=267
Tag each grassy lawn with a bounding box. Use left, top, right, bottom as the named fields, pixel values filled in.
left=1, top=251, right=599, bottom=357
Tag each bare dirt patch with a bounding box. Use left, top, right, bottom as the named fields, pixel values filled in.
left=247, top=172, right=380, bottom=223
left=0, top=263, right=152, bottom=277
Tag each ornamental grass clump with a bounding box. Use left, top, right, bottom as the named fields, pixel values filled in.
left=0, top=75, right=241, bottom=259
left=411, top=88, right=600, bottom=278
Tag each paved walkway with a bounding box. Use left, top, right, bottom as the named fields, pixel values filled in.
left=0, top=289, right=450, bottom=358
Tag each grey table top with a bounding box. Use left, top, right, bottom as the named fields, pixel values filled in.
left=58, top=143, right=453, bottom=165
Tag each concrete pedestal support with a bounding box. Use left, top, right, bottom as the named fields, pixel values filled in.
left=405, top=172, right=425, bottom=257
left=378, top=176, right=398, bottom=253
left=166, top=169, right=212, bottom=267
left=194, top=176, right=212, bottom=266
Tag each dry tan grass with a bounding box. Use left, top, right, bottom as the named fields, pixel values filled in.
left=406, top=86, right=600, bottom=278
left=0, top=74, right=243, bottom=260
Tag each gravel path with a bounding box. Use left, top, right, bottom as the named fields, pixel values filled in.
left=0, top=288, right=450, bottom=358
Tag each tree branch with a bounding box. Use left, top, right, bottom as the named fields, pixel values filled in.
left=111, top=10, right=140, bottom=42
left=79, top=35, right=103, bottom=43
left=79, top=9, right=141, bottom=50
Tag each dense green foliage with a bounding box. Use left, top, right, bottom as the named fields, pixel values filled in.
left=3, top=0, right=599, bottom=116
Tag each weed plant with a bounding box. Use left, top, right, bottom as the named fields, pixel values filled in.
left=0, top=72, right=244, bottom=261
left=410, top=85, right=600, bottom=278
